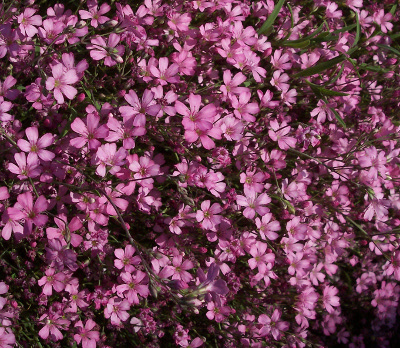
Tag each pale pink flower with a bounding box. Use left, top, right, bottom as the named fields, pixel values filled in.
left=17, top=8, right=42, bottom=37
left=79, top=0, right=111, bottom=27
left=149, top=57, right=179, bottom=85
left=104, top=297, right=130, bottom=326
left=115, top=271, right=149, bottom=304
left=268, top=120, right=296, bottom=150
left=196, top=200, right=222, bottom=229
left=88, top=34, right=125, bottom=66
left=8, top=152, right=41, bottom=180
left=0, top=327, right=15, bottom=348
left=7, top=192, right=48, bottom=235
left=114, top=245, right=141, bottom=273
left=236, top=191, right=271, bottom=219
left=70, top=113, right=109, bottom=150
left=74, top=319, right=100, bottom=348
left=374, top=9, right=393, bottom=33
left=38, top=267, right=66, bottom=296
left=17, top=127, right=54, bottom=161
left=38, top=313, right=70, bottom=341
left=46, top=63, right=79, bottom=104
left=322, top=286, right=340, bottom=313
left=94, top=143, right=127, bottom=177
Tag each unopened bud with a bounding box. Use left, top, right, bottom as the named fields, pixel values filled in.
left=76, top=20, right=86, bottom=29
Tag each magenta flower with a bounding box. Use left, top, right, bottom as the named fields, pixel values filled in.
left=258, top=309, right=289, bottom=339
left=38, top=313, right=70, bottom=341
left=104, top=297, right=130, bottom=326
left=17, top=8, right=42, bottom=37
left=74, top=319, right=100, bottom=348
left=17, top=127, right=55, bottom=161
left=94, top=143, right=127, bottom=177
left=236, top=191, right=271, bottom=219
left=88, top=34, right=125, bottom=66
left=46, top=63, right=79, bottom=104
left=119, top=89, right=161, bottom=129
left=322, top=286, right=340, bottom=313
left=116, top=270, right=149, bottom=305
left=114, top=245, right=141, bottom=273
left=248, top=242, right=275, bottom=274
left=0, top=100, right=12, bottom=122
left=149, top=57, right=180, bottom=85
left=196, top=200, right=222, bottom=230
left=0, top=328, right=15, bottom=348
left=8, top=152, right=41, bottom=180
left=38, top=267, right=66, bottom=296
left=7, top=192, right=48, bottom=235
left=268, top=120, right=296, bottom=150
left=70, top=113, right=109, bottom=150
left=79, top=0, right=111, bottom=28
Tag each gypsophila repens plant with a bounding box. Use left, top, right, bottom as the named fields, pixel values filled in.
left=0, top=0, right=400, bottom=347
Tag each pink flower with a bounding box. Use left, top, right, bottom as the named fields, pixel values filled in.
left=88, top=34, right=125, bottom=66
left=149, top=57, right=180, bottom=85
left=220, top=70, right=248, bottom=97
left=38, top=313, right=70, bottom=341
left=114, top=245, right=141, bottom=273
left=236, top=191, right=271, bottom=219
left=70, top=113, right=109, bottom=150
left=176, top=93, right=217, bottom=131
left=255, top=213, right=280, bottom=241
left=258, top=309, right=289, bottom=339
left=38, top=267, right=66, bottom=295
left=115, top=270, right=149, bottom=304
left=94, top=143, right=127, bottom=177
left=196, top=200, right=222, bottom=230
left=231, top=92, right=260, bottom=123
left=325, top=2, right=342, bottom=19
left=79, top=0, right=111, bottom=27
left=0, top=327, right=15, bottom=348
left=17, top=8, right=42, bottom=37
left=74, top=319, right=100, bottom=348
left=159, top=255, right=194, bottom=283
left=268, top=120, right=296, bottom=150
left=248, top=242, right=275, bottom=274
left=0, top=100, right=12, bottom=122
left=8, top=152, right=41, bottom=180
left=17, top=127, right=55, bottom=161
left=46, top=63, right=79, bottom=104
left=322, top=286, right=340, bottom=313
left=119, top=89, right=161, bottom=130
left=374, top=9, right=393, bottom=33
left=104, top=297, right=130, bottom=326
left=7, top=192, right=48, bottom=235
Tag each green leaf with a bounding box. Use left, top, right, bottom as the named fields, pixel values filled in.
left=281, top=39, right=310, bottom=48
left=390, top=3, right=397, bottom=15
left=294, top=54, right=346, bottom=78
left=376, top=44, right=400, bottom=57
left=282, top=22, right=326, bottom=44
left=352, top=11, right=361, bottom=48
left=332, top=23, right=357, bottom=34
left=258, top=0, right=287, bottom=35
left=306, top=81, right=349, bottom=96
left=330, top=107, right=347, bottom=129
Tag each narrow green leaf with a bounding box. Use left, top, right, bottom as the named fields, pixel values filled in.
left=306, top=81, right=349, bottom=96
left=282, top=22, right=326, bottom=44
left=281, top=39, right=310, bottom=48
left=330, top=107, right=347, bottom=129
left=390, top=32, right=400, bottom=40
left=311, top=34, right=339, bottom=43
left=352, top=11, right=361, bottom=48
left=376, top=44, right=400, bottom=57
left=258, top=0, right=287, bottom=35
left=332, top=23, right=357, bottom=34
left=294, top=54, right=345, bottom=78
left=390, top=4, right=397, bottom=15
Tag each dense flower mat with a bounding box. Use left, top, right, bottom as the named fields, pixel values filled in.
left=0, top=0, right=400, bottom=347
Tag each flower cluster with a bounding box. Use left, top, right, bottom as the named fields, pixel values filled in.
left=0, top=0, right=400, bottom=347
